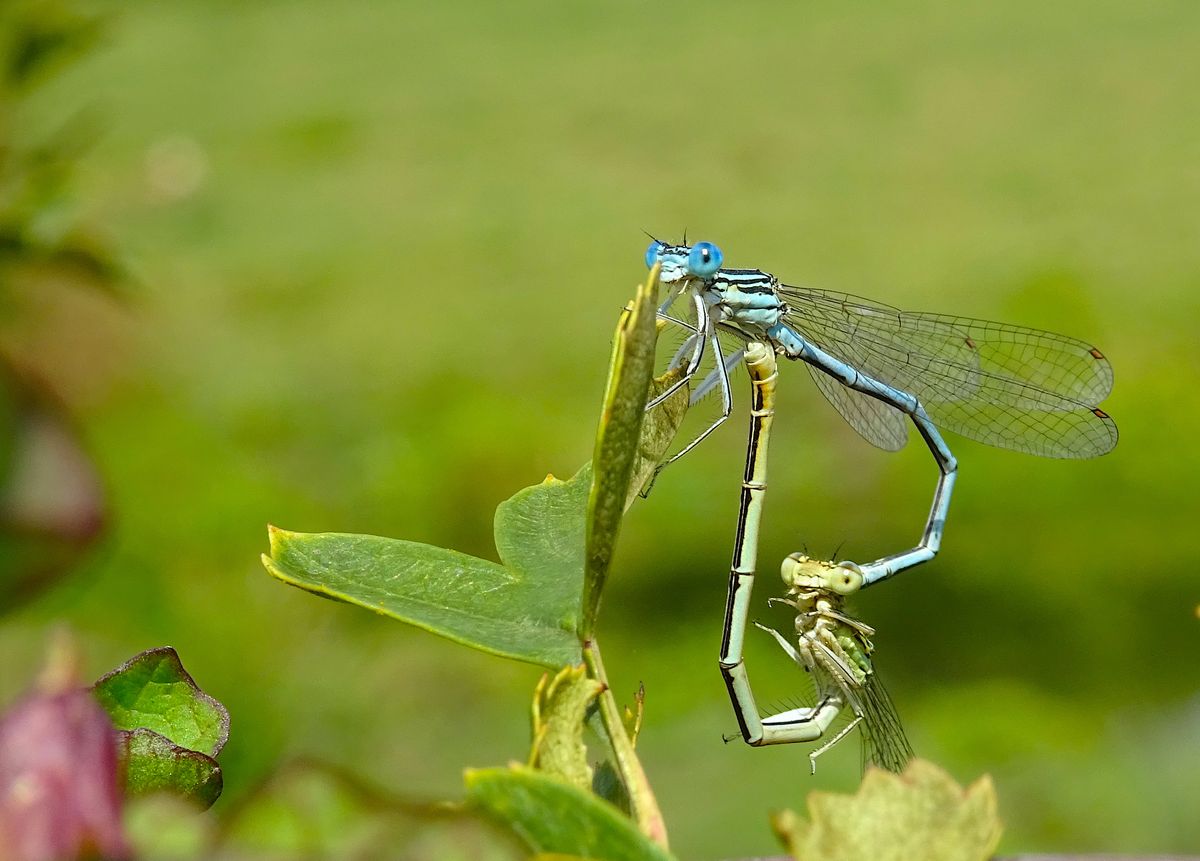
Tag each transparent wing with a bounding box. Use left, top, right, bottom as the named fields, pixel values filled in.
left=855, top=671, right=913, bottom=774
left=807, top=365, right=909, bottom=452
left=778, top=285, right=1118, bottom=458
left=810, top=638, right=912, bottom=774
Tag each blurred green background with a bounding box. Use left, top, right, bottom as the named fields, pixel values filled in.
left=2, top=0, right=1199, bottom=857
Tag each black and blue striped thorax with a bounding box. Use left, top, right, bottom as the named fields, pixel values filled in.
left=705, top=268, right=791, bottom=330
left=709, top=268, right=780, bottom=296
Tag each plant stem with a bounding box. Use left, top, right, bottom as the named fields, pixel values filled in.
left=583, top=638, right=668, bottom=850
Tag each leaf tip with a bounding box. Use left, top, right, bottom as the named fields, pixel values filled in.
left=463, top=765, right=502, bottom=792
left=265, top=524, right=300, bottom=558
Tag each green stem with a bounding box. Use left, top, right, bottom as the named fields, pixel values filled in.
left=583, top=638, right=668, bottom=850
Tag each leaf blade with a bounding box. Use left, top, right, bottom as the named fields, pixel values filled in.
left=118, top=728, right=223, bottom=809
left=91, top=647, right=229, bottom=757
left=264, top=520, right=582, bottom=668
left=493, top=465, right=591, bottom=636
left=773, top=758, right=1003, bottom=861
left=583, top=265, right=662, bottom=635
left=466, top=766, right=674, bottom=861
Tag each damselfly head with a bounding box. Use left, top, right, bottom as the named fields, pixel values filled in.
left=643, top=239, right=724, bottom=283
left=780, top=553, right=864, bottom=596
left=645, top=240, right=691, bottom=283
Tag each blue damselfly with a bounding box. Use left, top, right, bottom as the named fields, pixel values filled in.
left=645, top=239, right=1116, bottom=586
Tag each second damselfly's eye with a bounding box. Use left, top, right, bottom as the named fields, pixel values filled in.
left=644, top=240, right=666, bottom=268
left=687, top=241, right=723, bottom=277
left=832, top=561, right=864, bottom=595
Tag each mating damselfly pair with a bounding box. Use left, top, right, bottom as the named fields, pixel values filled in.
left=642, top=239, right=1117, bottom=771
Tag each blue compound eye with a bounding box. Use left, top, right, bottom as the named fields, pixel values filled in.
left=687, top=241, right=723, bottom=277
left=644, top=240, right=665, bottom=268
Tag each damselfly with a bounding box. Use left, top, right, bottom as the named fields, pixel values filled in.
left=720, top=344, right=910, bottom=770
left=646, top=239, right=1117, bottom=586
left=760, top=554, right=911, bottom=773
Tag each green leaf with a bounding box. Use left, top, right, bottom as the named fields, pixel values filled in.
left=92, top=647, right=229, bottom=756
left=260, top=278, right=688, bottom=667
left=90, top=647, right=229, bottom=809
left=263, top=465, right=592, bottom=668
left=583, top=264, right=662, bottom=636
left=466, top=766, right=675, bottom=861
left=493, top=463, right=591, bottom=635
left=772, top=759, right=1003, bottom=861
left=529, top=665, right=604, bottom=788
left=118, top=728, right=223, bottom=809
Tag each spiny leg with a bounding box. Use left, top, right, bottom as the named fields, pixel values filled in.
left=654, top=329, right=734, bottom=471
left=652, top=318, right=751, bottom=469
left=808, top=713, right=862, bottom=774
left=663, top=327, right=744, bottom=405
left=756, top=621, right=803, bottom=664
left=659, top=287, right=708, bottom=373
left=689, top=342, right=746, bottom=404
left=639, top=321, right=742, bottom=498
left=666, top=328, right=701, bottom=373
left=647, top=290, right=709, bottom=410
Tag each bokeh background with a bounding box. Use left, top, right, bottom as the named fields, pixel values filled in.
left=2, top=1, right=1198, bottom=857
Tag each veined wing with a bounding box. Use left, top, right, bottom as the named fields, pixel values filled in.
left=809, top=636, right=912, bottom=774
left=778, top=285, right=1118, bottom=459
left=674, top=308, right=910, bottom=452
left=855, top=670, right=913, bottom=774
left=807, top=366, right=908, bottom=452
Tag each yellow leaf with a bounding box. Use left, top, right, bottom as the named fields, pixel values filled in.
left=772, top=759, right=1002, bottom=861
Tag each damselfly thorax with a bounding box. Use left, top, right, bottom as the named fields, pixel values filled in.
left=705, top=269, right=790, bottom=334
